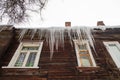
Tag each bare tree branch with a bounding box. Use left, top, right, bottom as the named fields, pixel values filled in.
left=0, top=0, right=47, bottom=24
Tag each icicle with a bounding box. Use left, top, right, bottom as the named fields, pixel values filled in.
left=8, top=26, right=13, bottom=30
left=55, top=29, right=60, bottom=51
left=45, top=29, right=50, bottom=46
left=38, top=28, right=46, bottom=40
left=46, top=27, right=65, bottom=60
left=66, top=27, right=73, bottom=46
left=0, top=26, right=7, bottom=32
left=75, top=27, right=84, bottom=45
left=60, top=28, right=65, bottom=49
left=31, top=29, right=37, bottom=39
left=83, top=27, right=98, bottom=56
left=49, top=28, right=55, bottom=60
left=71, top=27, right=78, bottom=40
left=19, top=29, right=28, bottom=41
left=83, top=27, right=95, bottom=48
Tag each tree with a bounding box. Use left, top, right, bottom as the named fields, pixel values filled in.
left=0, top=0, right=47, bottom=24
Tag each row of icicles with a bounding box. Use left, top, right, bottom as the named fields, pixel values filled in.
left=18, top=27, right=95, bottom=59
left=1, top=26, right=120, bottom=59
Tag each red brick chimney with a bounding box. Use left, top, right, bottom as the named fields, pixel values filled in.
left=65, top=22, right=71, bottom=27
left=97, top=21, right=105, bottom=26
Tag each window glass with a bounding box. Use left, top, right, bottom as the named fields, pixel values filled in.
left=26, top=52, right=37, bottom=67
left=80, top=51, right=88, bottom=54
left=78, top=44, right=87, bottom=50
left=14, top=53, right=26, bottom=67
left=22, top=46, right=39, bottom=50
left=104, top=41, right=120, bottom=68
left=109, top=44, right=116, bottom=46
left=81, top=56, right=91, bottom=67
left=108, top=44, right=120, bottom=63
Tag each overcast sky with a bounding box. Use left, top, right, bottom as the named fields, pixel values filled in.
left=1, top=0, right=120, bottom=28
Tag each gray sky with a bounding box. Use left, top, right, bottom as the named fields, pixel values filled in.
left=1, top=0, right=120, bottom=28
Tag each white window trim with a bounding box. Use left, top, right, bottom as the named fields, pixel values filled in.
left=2, top=42, right=43, bottom=68
left=103, top=41, right=120, bottom=68
left=73, top=40, right=96, bottom=67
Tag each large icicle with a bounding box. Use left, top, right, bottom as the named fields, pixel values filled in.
left=38, top=28, right=46, bottom=40
left=49, top=28, right=55, bottom=59
left=31, top=29, right=37, bottom=40
left=45, top=27, right=65, bottom=59
left=0, top=26, right=7, bottom=32
left=19, top=29, right=28, bottom=41
left=66, top=27, right=73, bottom=46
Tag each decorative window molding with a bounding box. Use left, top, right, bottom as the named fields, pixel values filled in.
left=73, top=40, right=96, bottom=67
left=2, top=42, right=43, bottom=68
left=103, top=41, right=120, bottom=68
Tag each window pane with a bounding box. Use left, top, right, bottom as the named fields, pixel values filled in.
left=26, top=52, right=37, bottom=67
left=28, top=47, right=39, bottom=50
left=109, top=44, right=116, bottom=46
left=22, top=47, right=28, bottom=50
left=108, top=44, right=120, bottom=62
left=14, top=53, right=26, bottom=67
left=80, top=51, right=88, bottom=54
left=81, top=56, right=91, bottom=67
left=22, top=46, right=39, bottom=50
left=78, top=44, right=87, bottom=50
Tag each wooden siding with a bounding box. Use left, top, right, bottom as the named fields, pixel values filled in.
left=0, top=28, right=14, bottom=58
left=0, top=28, right=120, bottom=80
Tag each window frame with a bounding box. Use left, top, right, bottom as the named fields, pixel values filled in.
left=103, top=41, right=120, bottom=68
left=73, top=40, right=96, bottom=67
left=2, top=41, right=43, bottom=68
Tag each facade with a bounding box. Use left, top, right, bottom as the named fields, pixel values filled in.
left=0, top=22, right=120, bottom=80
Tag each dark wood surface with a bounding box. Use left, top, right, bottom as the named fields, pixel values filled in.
left=0, top=28, right=120, bottom=80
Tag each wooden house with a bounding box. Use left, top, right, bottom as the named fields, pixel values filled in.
left=0, top=21, right=120, bottom=80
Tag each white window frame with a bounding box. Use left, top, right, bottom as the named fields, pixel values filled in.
left=73, top=40, right=96, bottom=67
left=103, top=41, right=120, bottom=68
left=2, top=41, right=43, bottom=68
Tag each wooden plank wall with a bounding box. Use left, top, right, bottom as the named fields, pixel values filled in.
left=0, top=27, right=15, bottom=59
left=0, top=28, right=120, bottom=80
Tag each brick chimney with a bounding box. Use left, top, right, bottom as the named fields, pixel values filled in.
left=97, top=21, right=105, bottom=26
left=65, top=22, right=71, bottom=27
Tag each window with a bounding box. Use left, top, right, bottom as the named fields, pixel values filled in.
left=2, top=42, right=43, bottom=68
left=74, top=40, right=96, bottom=67
left=103, top=41, right=120, bottom=68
